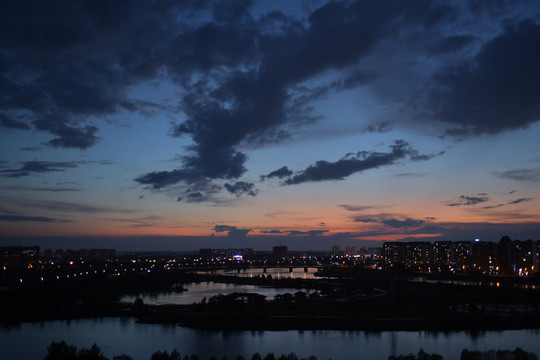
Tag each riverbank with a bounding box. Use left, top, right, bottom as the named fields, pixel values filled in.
left=2, top=269, right=540, bottom=331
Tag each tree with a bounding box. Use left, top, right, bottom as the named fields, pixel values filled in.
left=389, top=349, right=443, bottom=360
left=150, top=350, right=180, bottom=360
left=112, top=356, right=133, bottom=360
left=45, top=341, right=78, bottom=360
left=78, top=344, right=108, bottom=360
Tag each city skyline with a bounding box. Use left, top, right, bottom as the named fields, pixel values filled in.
left=1, top=0, right=540, bottom=251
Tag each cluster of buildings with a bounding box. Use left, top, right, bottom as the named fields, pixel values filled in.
left=1, top=246, right=117, bottom=270
left=197, top=246, right=289, bottom=261
left=382, top=237, right=538, bottom=275
left=3, top=237, right=540, bottom=278
left=43, top=248, right=116, bottom=261
left=0, top=246, right=40, bottom=269
left=197, top=248, right=255, bottom=261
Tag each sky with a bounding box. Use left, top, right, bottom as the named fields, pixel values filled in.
left=1, top=0, right=539, bottom=251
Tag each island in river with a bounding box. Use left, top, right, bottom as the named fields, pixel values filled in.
left=1, top=268, right=540, bottom=331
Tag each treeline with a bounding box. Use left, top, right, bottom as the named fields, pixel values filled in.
left=388, top=348, right=537, bottom=360
left=43, top=341, right=318, bottom=360
left=43, top=342, right=537, bottom=360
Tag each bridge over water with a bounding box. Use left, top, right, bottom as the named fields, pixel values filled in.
left=190, top=264, right=332, bottom=274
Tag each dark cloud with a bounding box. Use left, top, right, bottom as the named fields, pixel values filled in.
left=2, top=198, right=136, bottom=214
left=0, top=114, right=30, bottom=130
left=177, top=191, right=206, bottom=203
left=446, top=194, right=489, bottom=206
left=0, top=159, right=111, bottom=178
left=395, top=172, right=427, bottom=178
left=381, top=218, right=425, bottom=228
left=482, top=203, right=505, bottom=210
left=260, top=229, right=284, bottom=234
left=2, top=0, right=536, bottom=198
left=482, top=195, right=534, bottom=210
left=82, top=160, right=114, bottom=166
left=176, top=182, right=223, bottom=203
left=274, top=140, right=440, bottom=185
left=426, top=19, right=540, bottom=136
left=479, top=198, right=534, bottom=209
left=135, top=170, right=201, bottom=189
left=496, top=169, right=540, bottom=182
left=339, top=204, right=378, bottom=212
left=428, top=34, right=475, bottom=55
left=39, top=201, right=127, bottom=214
left=223, top=181, right=258, bottom=197
left=108, top=215, right=162, bottom=228
left=261, top=166, right=293, bottom=181
left=0, top=161, right=78, bottom=178
left=0, top=214, right=69, bottom=222
left=33, top=114, right=101, bottom=149
left=508, top=198, right=533, bottom=205
left=364, top=121, right=393, bottom=133
left=0, top=0, right=192, bottom=150
left=136, top=0, right=451, bottom=189
left=353, top=217, right=379, bottom=223
left=353, top=216, right=426, bottom=228
left=214, top=225, right=237, bottom=233
left=213, top=224, right=251, bottom=240
left=288, top=229, right=329, bottom=236
left=0, top=185, right=81, bottom=192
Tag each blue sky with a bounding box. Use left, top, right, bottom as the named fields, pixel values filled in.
left=1, top=0, right=539, bottom=251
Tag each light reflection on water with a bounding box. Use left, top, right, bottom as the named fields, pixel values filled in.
left=410, top=276, right=538, bottom=289
left=2, top=318, right=539, bottom=360
left=121, top=281, right=314, bottom=305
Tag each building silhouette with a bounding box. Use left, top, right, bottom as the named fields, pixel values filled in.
left=272, top=245, right=288, bottom=261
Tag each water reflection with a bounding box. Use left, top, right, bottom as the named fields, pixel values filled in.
left=409, top=276, right=538, bottom=290
left=121, top=281, right=314, bottom=305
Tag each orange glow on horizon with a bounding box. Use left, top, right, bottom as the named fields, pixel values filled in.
left=357, top=233, right=444, bottom=242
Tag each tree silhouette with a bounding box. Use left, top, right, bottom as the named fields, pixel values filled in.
left=150, top=350, right=180, bottom=360
left=112, top=356, right=133, bottom=360
left=45, top=341, right=78, bottom=360
left=78, top=344, right=108, bottom=360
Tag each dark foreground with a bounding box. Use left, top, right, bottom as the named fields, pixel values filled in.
left=41, top=341, right=538, bottom=360
left=2, top=269, right=540, bottom=331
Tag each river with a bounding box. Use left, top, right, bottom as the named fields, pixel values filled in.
left=2, top=318, right=539, bottom=360
left=121, top=281, right=315, bottom=305
left=5, top=274, right=540, bottom=359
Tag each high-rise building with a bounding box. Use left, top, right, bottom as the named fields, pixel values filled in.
left=382, top=242, right=406, bottom=269
left=471, top=240, right=498, bottom=274
left=273, top=245, right=288, bottom=260
left=406, top=242, right=433, bottom=271
left=454, top=241, right=472, bottom=272
left=434, top=241, right=455, bottom=271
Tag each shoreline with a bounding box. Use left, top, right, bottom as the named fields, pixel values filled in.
left=3, top=269, right=540, bottom=332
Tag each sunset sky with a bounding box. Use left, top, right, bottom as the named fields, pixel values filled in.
left=1, top=0, right=539, bottom=251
